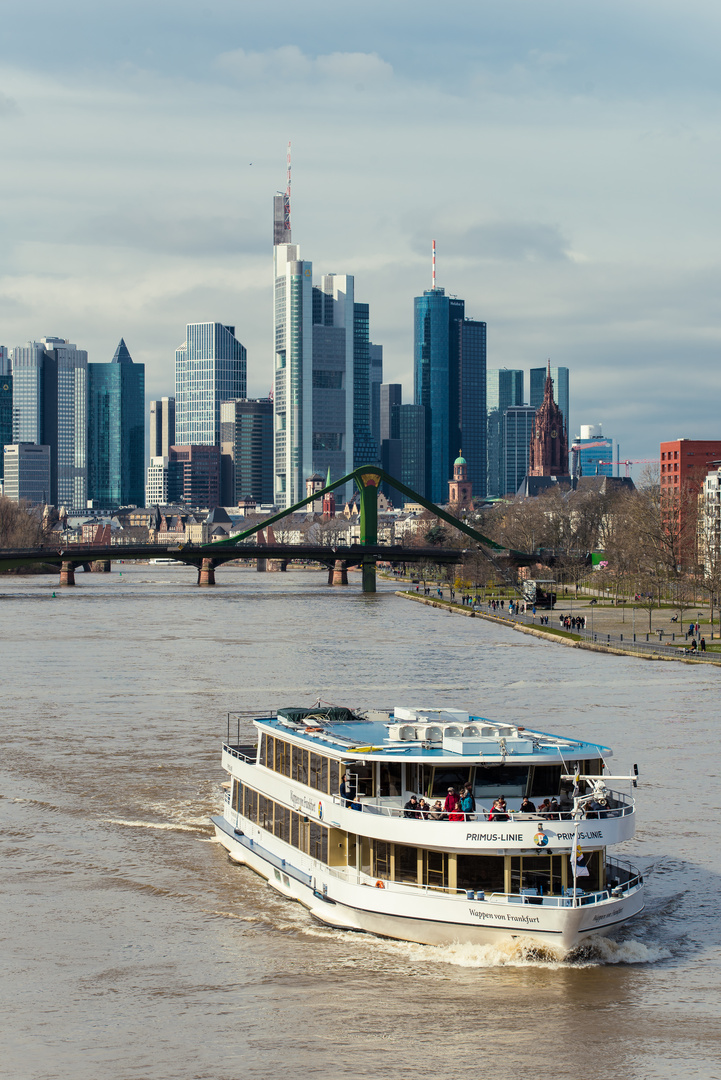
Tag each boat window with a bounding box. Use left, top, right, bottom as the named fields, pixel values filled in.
left=423, top=849, right=448, bottom=891
left=510, top=855, right=562, bottom=896
left=309, top=753, right=323, bottom=791
left=292, top=746, right=309, bottom=786
left=456, top=855, right=505, bottom=894
left=473, top=765, right=528, bottom=802
left=275, top=739, right=291, bottom=778
left=232, top=779, right=241, bottom=811
left=328, top=759, right=340, bottom=796
left=274, top=806, right=291, bottom=843
left=529, top=765, right=561, bottom=798
left=380, top=763, right=403, bottom=797
left=360, top=836, right=372, bottom=876
left=242, top=788, right=258, bottom=822
left=260, top=733, right=272, bottom=768
left=319, top=756, right=328, bottom=793
left=309, top=821, right=328, bottom=863
left=349, top=762, right=374, bottom=798
left=258, top=795, right=273, bottom=831
left=372, top=840, right=391, bottom=879
left=431, top=767, right=471, bottom=797
left=394, top=844, right=418, bottom=884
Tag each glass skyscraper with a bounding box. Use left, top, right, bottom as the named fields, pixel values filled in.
left=0, top=373, right=12, bottom=480
left=10, top=337, right=87, bottom=508
left=486, top=369, right=524, bottom=498
left=503, top=405, right=537, bottom=496
left=369, top=343, right=383, bottom=453
left=220, top=398, right=273, bottom=504
left=88, top=339, right=145, bottom=507
left=414, top=288, right=486, bottom=503
left=175, top=323, right=246, bottom=446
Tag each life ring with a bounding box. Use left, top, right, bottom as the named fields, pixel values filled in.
left=305, top=727, right=323, bottom=733
left=375, top=880, right=385, bottom=889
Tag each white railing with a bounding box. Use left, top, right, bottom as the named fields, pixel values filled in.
left=330, top=790, right=634, bottom=821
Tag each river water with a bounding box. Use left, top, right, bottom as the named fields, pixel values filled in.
left=2, top=565, right=720, bottom=1080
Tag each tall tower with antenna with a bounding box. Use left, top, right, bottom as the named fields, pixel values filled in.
left=273, top=141, right=292, bottom=246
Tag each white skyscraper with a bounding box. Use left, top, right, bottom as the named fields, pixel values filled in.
left=272, top=156, right=358, bottom=508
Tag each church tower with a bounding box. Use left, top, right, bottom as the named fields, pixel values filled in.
left=448, top=451, right=473, bottom=508
left=528, top=362, right=569, bottom=476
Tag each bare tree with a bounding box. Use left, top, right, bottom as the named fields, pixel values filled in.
left=0, top=498, right=49, bottom=549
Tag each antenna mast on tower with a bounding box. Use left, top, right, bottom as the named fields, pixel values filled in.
left=285, top=141, right=292, bottom=237
left=432, top=239, right=436, bottom=290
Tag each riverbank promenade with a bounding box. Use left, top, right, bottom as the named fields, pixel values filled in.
left=394, top=586, right=721, bottom=666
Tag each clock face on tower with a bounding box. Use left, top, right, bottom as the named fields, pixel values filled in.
left=550, top=429, right=557, bottom=439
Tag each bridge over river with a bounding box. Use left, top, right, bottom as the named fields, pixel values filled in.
left=0, top=466, right=540, bottom=592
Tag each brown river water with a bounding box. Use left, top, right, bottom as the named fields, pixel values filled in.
left=1, top=565, right=720, bottom=1080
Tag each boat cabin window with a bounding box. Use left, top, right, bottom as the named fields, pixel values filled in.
left=510, top=855, right=562, bottom=896
left=430, top=767, right=471, bottom=798
left=394, top=844, right=418, bottom=884
left=292, top=746, right=308, bottom=785
left=528, top=765, right=561, bottom=798
left=274, top=739, right=291, bottom=778
left=473, top=765, right=528, bottom=802
left=241, top=783, right=329, bottom=864
left=373, top=840, right=392, bottom=879
left=456, top=854, right=505, bottom=894
left=423, top=849, right=448, bottom=890
left=380, top=763, right=402, bottom=797
left=346, top=762, right=375, bottom=798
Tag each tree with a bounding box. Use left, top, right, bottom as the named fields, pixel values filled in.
left=0, top=498, right=49, bottom=549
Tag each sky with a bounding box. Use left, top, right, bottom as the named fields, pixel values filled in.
left=2, top=0, right=721, bottom=468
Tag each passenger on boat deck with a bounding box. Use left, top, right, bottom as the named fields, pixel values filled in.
left=519, top=796, right=536, bottom=813
left=460, top=786, right=476, bottom=820
left=404, top=795, right=421, bottom=818
left=340, top=773, right=356, bottom=807
left=444, top=788, right=464, bottom=821
left=428, top=800, right=444, bottom=820
left=489, top=796, right=509, bottom=822
left=549, top=797, right=560, bottom=818
left=418, top=798, right=431, bottom=819
left=536, top=799, right=552, bottom=815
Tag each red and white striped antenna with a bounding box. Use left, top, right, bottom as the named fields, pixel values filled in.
left=432, top=239, right=436, bottom=290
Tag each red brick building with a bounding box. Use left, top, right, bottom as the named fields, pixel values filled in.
left=660, top=438, right=721, bottom=566
left=660, top=439, right=721, bottom=495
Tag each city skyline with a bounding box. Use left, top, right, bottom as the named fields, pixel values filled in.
left=2, top=1, right=720, bottom=469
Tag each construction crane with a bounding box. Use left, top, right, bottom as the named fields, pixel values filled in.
left=570, top=444, right=657, bottom=479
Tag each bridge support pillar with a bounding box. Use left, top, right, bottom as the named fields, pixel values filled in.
left=362, top=559, right=376, bottom=594
left=198, top=558, right=215, bottom=586
left=91, top=560, right=111, bottom=573
left=256, top=558, right=267, bottom=572
left=331, top=560, right=348, bottom=585
left=60, top=561, right=76, bottom=587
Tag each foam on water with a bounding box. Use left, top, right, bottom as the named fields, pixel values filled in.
left=105, top=817, right=211, bottom=833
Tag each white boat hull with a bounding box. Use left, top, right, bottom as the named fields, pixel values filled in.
left=213, top=816, right=645, bottom=955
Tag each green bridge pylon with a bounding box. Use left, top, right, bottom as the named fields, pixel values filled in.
left=208, top=465, right=506, bottom=593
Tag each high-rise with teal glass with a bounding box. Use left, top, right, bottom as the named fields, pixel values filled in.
left=175, top=323, right=246, bottom=447
left=88, top=339, right=145, bottom=507
left=414, top=287, right=486, bottom=503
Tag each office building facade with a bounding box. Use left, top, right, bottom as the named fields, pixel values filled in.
left=413, top=288, right=486, bottom=503
left=146, top=456, right=169, bottom=506
left=88, top=339, right=145, bottom=508
left=149, top=397, right=176, bottom=460
left=3, top=443, right=51, bottom=505
left=369, top=343, right=383, bottom=453
left=399, top=404, right=426, bottom=498
left=503, top=406, right=536, bottom=496
left=175, top=323, right=246, bottom=447
left=10, top=337, right=88, bottom=508
left=168, top=444, right=221, bottom=508
left=220, top=398, right=273, bottom=505
left=486, top=368, right=524, bottom=498
left=0, top=373, right=11, bottom=480
left=573, top=424, right=614, bottom=478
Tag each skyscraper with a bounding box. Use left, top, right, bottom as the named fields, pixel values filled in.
left=3, top=443, right=51, bottom=505
left=10, top=337, right=87, bottom=508
left=573, top=424, right=614, bottom=478
left=0, top=372, right=12, bottom=480
left=88, top=339, right=145, bottom=507
left=398, top=404, right=426, bottom=497
left=486, top=369, right=524, bottom=498
left=530, top=365, right=569, bottom=439
left=220, top=398, right=273, bottom=505
left=149, top=397, right=175, bottom=460
left=413, top=286, right=486, bottom=503
left=368, top=343, right=383, bottom=452
left=175, top=323, right=246, bottom=446
left=503, top=406, right=536, bottom=496
left=379, top=383, right=402, bottom=498
left=272, top=165, right=376, bottom=508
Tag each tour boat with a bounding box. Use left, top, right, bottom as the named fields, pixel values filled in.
left=212, top=706, right=644, bottom=955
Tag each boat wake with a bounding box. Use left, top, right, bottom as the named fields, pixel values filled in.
left=401, top=935, right=672, bottom=968
left=104, top=817, right=211, bottom=834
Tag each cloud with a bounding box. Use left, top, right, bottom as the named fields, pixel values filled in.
left=215, top=45, right=393, bottom=87
left=71, top=210, right=268, bottom=258
left=0, top=92, right=19, bottom=116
